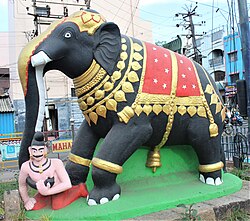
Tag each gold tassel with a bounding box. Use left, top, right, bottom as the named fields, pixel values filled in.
left=209, top=123, right=218, bottom=137
left=146, top=150, right=162, bottom=173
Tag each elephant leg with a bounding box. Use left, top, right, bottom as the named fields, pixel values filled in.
left=66, top=120, right=99, bottom=185
left=87, top=120, right=153, bottom=205
left=187, top=118, right=224, bottom=186
left=59, top=120, right=99, bottom=206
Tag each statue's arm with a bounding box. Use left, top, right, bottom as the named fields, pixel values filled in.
left=19, top=164, right=30, bottom=203
left=49, top=159, right=72, bottom=194
left=19, top=163, right=36, bottom=210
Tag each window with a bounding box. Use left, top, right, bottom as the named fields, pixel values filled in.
left=230, top=73, right=239, bottom=84
left=228, top=51, right=238, bottom=62
left=214, top=71, right=225, bottom=82
left=71, top=88, right=76, bottom=97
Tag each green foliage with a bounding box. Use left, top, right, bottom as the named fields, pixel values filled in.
left=40, top=213, right=53, bottom=221
left=230, top=166, right=250, bottom=181
left=224, top=207, right=250, bottom=221
left=178, top=204, right=201, bottom=221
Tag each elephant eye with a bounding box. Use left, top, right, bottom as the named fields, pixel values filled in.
left=64, top=32, right=72, bottom=39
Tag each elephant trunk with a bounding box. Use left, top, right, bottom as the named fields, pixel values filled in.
left=18, top=51, right=51, bottom=167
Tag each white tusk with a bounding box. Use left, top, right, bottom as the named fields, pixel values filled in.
left=31, top=51, right=52, bottom=67
left=35, top=65, right=46, bottom=132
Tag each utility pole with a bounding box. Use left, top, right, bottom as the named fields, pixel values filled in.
left=32, top=0, right=39, bottom=37
left=237, top=0, right=250, bottom=144
left=188, top=11, right=199, bottom=63
left=28, top=0, right=90, bottom=38
left=175, top=4, right=205, bottom=63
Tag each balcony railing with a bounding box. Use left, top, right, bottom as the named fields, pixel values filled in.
left=209, top=56, right=224, bottom=67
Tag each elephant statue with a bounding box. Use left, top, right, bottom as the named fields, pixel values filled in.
left=18, top=9, right=226, bottom=206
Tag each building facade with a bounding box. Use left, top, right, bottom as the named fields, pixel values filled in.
left=183, top=27, right=226, bottom=101
left=223, top=32, right=244, bottom=101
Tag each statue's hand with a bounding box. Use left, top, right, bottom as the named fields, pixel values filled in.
left=36, top=180, right=51, bottom=196
left=24, top=198, right=36, bottom=210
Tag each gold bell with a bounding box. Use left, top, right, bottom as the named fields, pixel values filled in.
left=146, top=150, right=162, bottom=173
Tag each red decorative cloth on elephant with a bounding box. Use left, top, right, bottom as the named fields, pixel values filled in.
left=142, top=42, right=201, bottom=97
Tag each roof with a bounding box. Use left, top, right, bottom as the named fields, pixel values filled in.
left=0, top=94, right=14, bottom=113
left=162, top=35, right=182, bottom=53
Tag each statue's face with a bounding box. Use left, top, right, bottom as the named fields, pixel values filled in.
left=29, top=145, right=47, bottom=162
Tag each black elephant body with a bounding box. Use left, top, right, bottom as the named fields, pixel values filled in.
left=18, top=9, right=225, bottom=206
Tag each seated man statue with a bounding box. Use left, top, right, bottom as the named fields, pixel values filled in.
left=19, top=132, right=88, bottom=210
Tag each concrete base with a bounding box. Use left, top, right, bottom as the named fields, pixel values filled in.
left=128, top=180, right=250, bottom=221
left=25, top=146, right=243, bottom=221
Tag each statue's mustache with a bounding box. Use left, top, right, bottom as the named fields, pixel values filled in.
left=33, top=154, right=43, bottom=158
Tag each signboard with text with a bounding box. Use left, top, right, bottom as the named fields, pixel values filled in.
left=51, top=139, right=72, bottom=153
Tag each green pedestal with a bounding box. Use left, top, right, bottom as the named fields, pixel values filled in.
left=26, top=145, right=242, bottom=221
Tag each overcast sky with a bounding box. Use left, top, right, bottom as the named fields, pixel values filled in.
left=0, top=0, right=249, bottom=42
left=0, top=0, right=8, bottom=32
left=139, top=0, right=244, bottom=43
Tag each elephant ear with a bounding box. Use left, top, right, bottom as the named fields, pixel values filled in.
left=93, top=22, right=121, bottom=75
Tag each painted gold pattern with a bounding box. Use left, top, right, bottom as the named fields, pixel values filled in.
left=112, top=71, right=121, bottom=82
left=199, top=161, right=224, bottom=173
left=187, top=106, right=197, bottom=117
left=209, top=123, right=219, bottom=137
left=133, top=43, right=143, bottom=52
left=103, top=82, right=114, bottom=92
left=122, top=82, right=134, bottom=93
left=120, top=52, right=128, bottom=60
left=210, top=93, right=218, bottom=105
left=66, top=11, right=106, bottom=35
left=216, top=103, right=222, bottom=114
left=136, top=94, right=204, bottom=106
left=95, top=90, right=105, bottom=100
left=178, top=105, right=186, bottom=116
left=117, top=106, right=135, bottom=123
left=86, top=97, right=95, bottom=106
left=73, top=60, right=101, bottom=88
left=92, top=157, right=123, bottom=174
left=77, top=75, right=110, bottom=103
left=143, top=104, right=153, bottom=116
left=134, top=105, right=143, bottom=116
left=163, top=105, right=171, bottom=115
left=205, top=84, right=214, bottom=94
left=133, top=52, right=143, bottom=61
left=82, top=37, right=133, bottom=125
left=79, top=101, right=88, bottom=111
left=117, top=61, right=125, bottom=70
left=197, top=106, right=207, bottom=118
left=75, top=68, right=106, bottom=97
left=89, top=112, right=98, bottom=124
left=128, top=71, right=139, bottom=83
left=106, top=99, right=117, bottom=111
left=84, top=114, right=91, bottom=125
left=68, top=153, right=91, bottom=167
left=131, top=61, right=142, bottom=71
left=114, top=90, right=127, bottom=102
left=96, top=105, right=107, bottom=118
left=152, top=104, right=162, bottom=115
left=154, top=50, right=178, bottom=151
